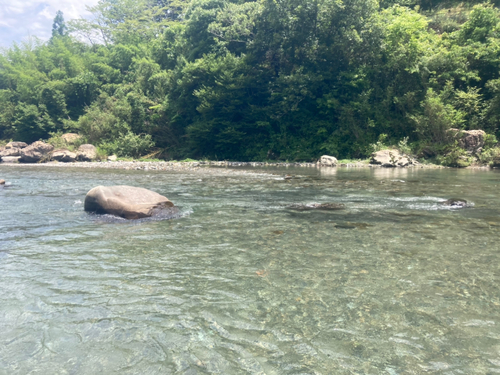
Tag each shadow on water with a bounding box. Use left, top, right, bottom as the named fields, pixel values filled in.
left=86, top=206, right=190, bottom=224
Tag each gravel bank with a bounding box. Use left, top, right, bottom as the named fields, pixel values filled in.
left=0, top=159, right=486, bottom=172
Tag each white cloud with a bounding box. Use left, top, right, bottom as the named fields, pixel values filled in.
left=0, top=0, right=100, bottom=48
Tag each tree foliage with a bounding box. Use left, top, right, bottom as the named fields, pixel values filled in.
left=1, top=0, right=500, bottom=160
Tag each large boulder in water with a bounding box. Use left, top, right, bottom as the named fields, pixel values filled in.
left=20, top=141, right=54, bottom=163
left=76, top=144, right=97, bottom=162
left=84, top=185, right=175, bottom=219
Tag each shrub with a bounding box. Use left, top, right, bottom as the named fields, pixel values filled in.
left=437, top=145, right=473, bottom=167
left=478, top=147, right=500, bottom=165
left=100, top=132, right=155, bottom=158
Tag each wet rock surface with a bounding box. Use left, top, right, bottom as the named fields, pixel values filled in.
left=442, top=198, right=470, bottom=208
left=84, top=185, right=175, bottom=219
left=0, top=179, right=5, bottom=185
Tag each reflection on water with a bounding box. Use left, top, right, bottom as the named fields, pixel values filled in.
left=1, top=166, right=500, bottom=374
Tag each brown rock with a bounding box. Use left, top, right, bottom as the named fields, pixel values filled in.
left=0, top=147, right=21, bottom=157
left=1, top=156, right=21, bottom=163
left=0, top=180, right=5, bottom=185
left=76, top=144, right=97, bottom=162
left=61, top=133, right=82, bottom=144
left=84, top=185, right=175, bottom=219
left=448, top=129, right=485, bottom=154
left=20, top=141, right=54, bottom=163
left=51, top=149, right=77, bottom=162
left=318, top=155, right=338, bottom=167
left=6, top=141, right=28, bottom=149
left=370, top=149, right=415, bottom=167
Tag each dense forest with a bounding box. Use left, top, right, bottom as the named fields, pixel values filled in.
left=1, top=0, right=500, bottom=164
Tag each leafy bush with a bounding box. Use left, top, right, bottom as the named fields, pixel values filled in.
left=411, top=88, right=465, bottom=145
left=397, top=137, right=412, bottom=155
left=370, top=134, right=389, bottom=153
left=478, top=147, right=500, bottom=165
left=436, top=145, right=473, bottom=167
left=100, top=132, right=155, bottom=158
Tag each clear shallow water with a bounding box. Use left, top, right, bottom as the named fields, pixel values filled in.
left=1, top=165, right=500, bottom=374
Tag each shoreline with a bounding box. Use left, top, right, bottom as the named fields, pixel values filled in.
left=0, top=159, right=493, bottom=172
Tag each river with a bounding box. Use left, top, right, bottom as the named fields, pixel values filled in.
left=1, top=165, right=499, bottom=374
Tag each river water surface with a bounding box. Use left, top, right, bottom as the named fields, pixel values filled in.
left=1, top=165, right=500, bottom=374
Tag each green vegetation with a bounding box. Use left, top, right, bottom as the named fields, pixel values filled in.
left=1, top=1, right=500, bottom=163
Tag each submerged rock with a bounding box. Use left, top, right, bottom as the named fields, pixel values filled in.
left=370, top=149, right=416, bottom=167
left=84, top=185, right=175, bottom=219
left=76, top=144, right=97, bottom=162
left=20, top=141, right=54, bottom=163
left=318, top=155, right=338, bottom=167
left=288, top=203, right=345, bottom=211
left=442, top=198, right=470, bottom=208
left=51, top=149, right=77, bottom=163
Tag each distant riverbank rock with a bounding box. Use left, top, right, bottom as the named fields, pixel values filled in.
left=442, top=198, right=470, bottom=208
left=1, top=141, right=28, bottom=157
left=61, top=133, right=82, bottom=144
left=7, top=141, right=28, bottom=149
left=318, top=155, right=338, bottom=167
left=0, top=147, right=21, bottom=157
left=1, top=156, right=21, bottom=163
left=289, top=203, right=345, bottom=211
left=370, top=149, right=415, bottom=167
left=84, top=185, right=175, bottom=219
left=51, top=149, right=77, bottom=163
left=448, top=129, right=485, bottom=154
left=76, top=144, right=97, bottom=162
left=108, top=154, right=117, bottom=161
left=20, top=141, right=54, bottom=163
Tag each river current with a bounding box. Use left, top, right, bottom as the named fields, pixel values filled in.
left=1, top=165, right=500, bottom=374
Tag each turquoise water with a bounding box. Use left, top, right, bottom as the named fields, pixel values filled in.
left=1, top=165, right=500, bottom=374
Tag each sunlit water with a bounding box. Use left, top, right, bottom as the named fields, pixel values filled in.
left=1, top=165, right=500, bottom=374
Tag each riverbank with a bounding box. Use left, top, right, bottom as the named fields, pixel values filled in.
left=1, top=159, right=494, bottom=172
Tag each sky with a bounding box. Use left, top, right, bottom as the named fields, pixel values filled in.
left=0, top=0, right=100, bottom=48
